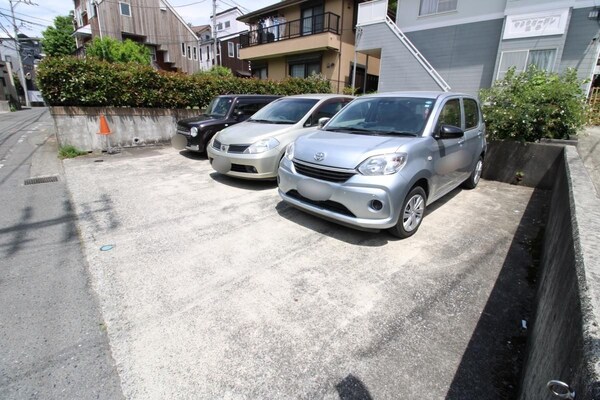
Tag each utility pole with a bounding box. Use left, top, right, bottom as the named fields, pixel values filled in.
left=8, top=0, right=33, bottom=107
left=212, top=0, right=218, bottom=67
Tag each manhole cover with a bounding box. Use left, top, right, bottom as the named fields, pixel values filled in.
left=24, top=176, right=59, bottom=185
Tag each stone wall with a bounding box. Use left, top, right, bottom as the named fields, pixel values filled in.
left=50, top=106, right=201, bottom=152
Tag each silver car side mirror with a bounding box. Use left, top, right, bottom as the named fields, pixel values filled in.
left=318, top=117, right=330, bottom=129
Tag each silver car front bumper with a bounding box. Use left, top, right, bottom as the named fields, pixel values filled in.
left=277, top=158, right=410, bottom=230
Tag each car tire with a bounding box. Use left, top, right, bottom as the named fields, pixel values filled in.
left=463, top=156, right=483, bottom=189
left=389, top=186, right=427, bottom=239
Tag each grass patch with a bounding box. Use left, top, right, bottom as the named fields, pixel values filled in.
left=59, top=145, right=88, bottom=159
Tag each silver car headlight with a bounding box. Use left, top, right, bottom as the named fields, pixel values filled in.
left=190, top=127, right=198, bottom=137
left=244, top=138, right=280, bottom=154
left=358, top=153, right=408, bottom=176
left=284, top=142, right=295, bottom=160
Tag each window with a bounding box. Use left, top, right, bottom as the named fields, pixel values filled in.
left=187, top=46, right=191, bottom=60
left=199, top=48, right=202, bottom=61
left=5, top=55, right=12, bottom=69
left=419, top=0, right=457, bottom=16
left=252, top=66, right=267, bottom=79
left=289, top=62, right=321, bottom=78
left=309, top=100, right=349, bottom=126
left=236, top=43, right=240, bottom=59
left=87, top=0, right=96, bottom=18
left=206, top=46, right=210, bottom=61
left=233, top=99, right=271, bottom=121
left=181, top=42, right=186, bottom=56
left=228, top=42, right=235, bottom=58
left=217, top=22, right=223, bottom=30
left=436, top=99, right=461, bottom=130
left=463, top=99, right=479, bottom=130
left=193, top=47, right=197, bottom=60
left=497, top=49, right=557, bottom=80
left=119, top=2, right=131, bottom=16
left=528, top=49, right=556, bottom=71
left=225, top=21, right=230, bottom=28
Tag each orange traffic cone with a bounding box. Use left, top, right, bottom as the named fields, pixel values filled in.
left=97, top=114, right=112, bottom=135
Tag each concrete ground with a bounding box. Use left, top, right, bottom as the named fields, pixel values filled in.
left=62, top=146, right=546, bottom=399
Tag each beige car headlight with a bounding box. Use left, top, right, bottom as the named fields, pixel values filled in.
left=244, top=138, right=280, bottom=154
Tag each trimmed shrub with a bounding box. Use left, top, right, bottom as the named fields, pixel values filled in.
left=37, top=56, right=332, bottom=109
left=479, top=67, right=588, bottom=142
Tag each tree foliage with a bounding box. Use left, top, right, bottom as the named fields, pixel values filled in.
left=36, top=56, right=332, bottom=109
left=480, top=67, right=588, bottom=141
left=85, top=37, right=151, bottom=65
left=41, top=15, right=76, bottom=56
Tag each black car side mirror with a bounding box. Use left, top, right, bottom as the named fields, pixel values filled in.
left=436, top=124, right=464, bottom=139
left=233, top=110, right=244, bottom=120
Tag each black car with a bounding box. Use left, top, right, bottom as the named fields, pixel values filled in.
left=175, top=95, right=281, bottom=153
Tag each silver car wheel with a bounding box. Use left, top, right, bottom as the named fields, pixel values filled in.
left=403, top=193, right=425, bottom=232
left=473, top=159, right=483, bottom=185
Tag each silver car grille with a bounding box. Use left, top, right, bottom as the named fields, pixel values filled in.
left=212, top=139, right=249, bottom=153
left=292, top=160, right=356, bottom=183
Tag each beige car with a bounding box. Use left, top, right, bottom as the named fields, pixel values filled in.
left=207, top=94, right=353, bottom=180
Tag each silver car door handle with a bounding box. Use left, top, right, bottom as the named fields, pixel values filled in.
left=458, top=139, right=465, bottom=145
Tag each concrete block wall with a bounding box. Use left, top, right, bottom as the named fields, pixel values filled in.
left=50, top=106, right=201, bottom=152
left=518, top=147, right=600, bottom=399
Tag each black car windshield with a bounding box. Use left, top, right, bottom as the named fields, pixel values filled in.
left=324, top=97, right=436, bottom=136
left=204, top=97, right=233, bottom=118
left=248, top=98, right=318, bottom=124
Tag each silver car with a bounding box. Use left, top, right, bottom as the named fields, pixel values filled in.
left=278, top=91, right=486, bottom=238
left=207, top=94, right=353, bottom=179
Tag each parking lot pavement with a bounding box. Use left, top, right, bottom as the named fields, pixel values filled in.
left=63, top=146, right=547, bottom=399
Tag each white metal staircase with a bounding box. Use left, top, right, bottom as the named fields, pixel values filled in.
left=357, top=0, right=451, bottom=92
left=383, top=16, right=451, bottom=92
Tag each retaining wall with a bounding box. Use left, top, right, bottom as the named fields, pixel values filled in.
left=50, top=106, right=200, bottom=152
left=518, top=146, right=600, bottom=399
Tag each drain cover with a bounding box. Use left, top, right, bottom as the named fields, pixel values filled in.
left=24, top=176, right=59, bottom=185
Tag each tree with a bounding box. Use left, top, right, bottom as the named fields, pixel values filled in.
left=41, top=15, right=76, bottom=56
left=85, top=37, right=150, bottom=65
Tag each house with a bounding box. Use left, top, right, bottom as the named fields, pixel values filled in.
left=213, top=7, right=249, bottom=76
left=0, top=34, right=43, bottom=104
left=193, top=24, right=214, bottom=70
left=355, top=0, right=600, bottom=96
left=194, top=8, right=251, bottom=76
left=72, top=0, right=200, bottom=73
left=237, top=0, right=382, bottom=93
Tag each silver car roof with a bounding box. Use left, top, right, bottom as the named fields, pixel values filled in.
left=359, top=91, right=475, bottom=100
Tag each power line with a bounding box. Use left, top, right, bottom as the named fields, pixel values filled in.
left=0, top=11, right=47, bottom=27
left=0, top=6, right=54, bottom=23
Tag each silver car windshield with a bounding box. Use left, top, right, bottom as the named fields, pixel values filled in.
left=248, top=98, right=319, bottom=124
left=324, top=97, right=436, bottom=136
left=204, top=97, right=233, bottom=118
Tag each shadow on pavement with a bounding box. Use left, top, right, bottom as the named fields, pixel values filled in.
left=209, top=172, right=278, bottom=191
left=336, top=374, right=374, bottom=400
left=444, top=188, right=549, bottom=400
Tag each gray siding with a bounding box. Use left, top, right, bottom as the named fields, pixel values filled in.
left=559, top=7, right=600, bottom=86
left=405, top=19, right=505, bottom=95
left=357, top=23, right=441, bottom=92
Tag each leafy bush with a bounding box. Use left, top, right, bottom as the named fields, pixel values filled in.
left=37, top=57, right=332, bottom=109
left=86, top=38, right=151, bottom=65
left=195, top=65, right=233, bottom=77
left=480, top=67, right=587, bottom=142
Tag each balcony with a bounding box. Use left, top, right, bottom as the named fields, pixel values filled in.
left=239, top=12, right=340, bottom=60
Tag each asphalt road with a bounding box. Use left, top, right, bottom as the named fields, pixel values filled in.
left=0, top=108, right=123, bottom=399
left=63, top=146, right=548, bottom=399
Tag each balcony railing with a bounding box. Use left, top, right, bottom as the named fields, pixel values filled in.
left=240, top=12, right=340, bottom=48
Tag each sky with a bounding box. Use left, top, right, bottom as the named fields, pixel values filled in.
left=0, top=0, right=274, bottom=38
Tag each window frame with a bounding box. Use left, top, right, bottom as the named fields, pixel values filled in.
left=227, top=42, right=235, bottom=58
left=418, top=0, right=458, bottom=17
left=181, top=42, right=186, bottom=56
left=462, top=98, right=480, bottom=131
left=435, top=97, right=463, bottom=132
left=119, top=1, right=131, bottom=17
left=187, top=45, right=192, bottom=60
left=236, top=43, right=240, bottom=59
left=193, top=46, right=197, bottom=60
left=496, top=48, right=558, bottom=80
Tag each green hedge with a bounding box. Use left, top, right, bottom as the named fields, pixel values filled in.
left=37, top=56, right=332, bottom=109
